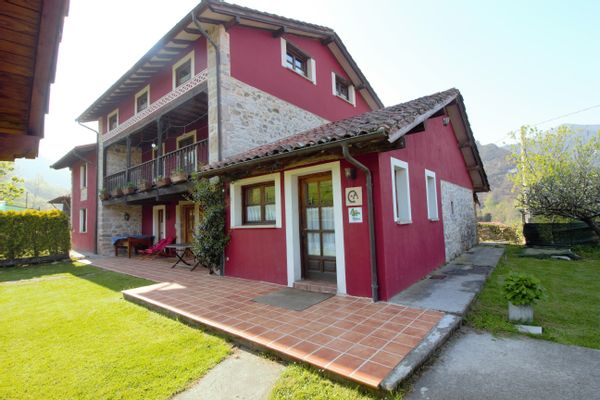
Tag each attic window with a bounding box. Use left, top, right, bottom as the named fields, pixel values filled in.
left=107, top=109, right=118, bottom=131
left=135, top=85, right=150, bottom=114
left=331, top=73, right=356, bottom=106
left=172, top=51, right=195, bottom=89
left=281, top=39, right=316, bottom=84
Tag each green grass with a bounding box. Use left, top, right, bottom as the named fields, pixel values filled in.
left=269, top=364, right=404, bottom=400
left=0, top=261, right=230, bottom=400
left=466, top=245, right=600, bottom=349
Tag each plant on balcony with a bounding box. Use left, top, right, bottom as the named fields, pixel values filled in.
left=99, top=188, right=110, bottom=201
left=139, top=180, right=153, bottom=191
left=111, top=187, right=123, bottom=197
left=170, top=168, right=188, bottom=184
left=155, top=175, right=171, bottom=188
left=189, top=177, right=230, bottom=274
left=122, top=182, right=137, bottom=195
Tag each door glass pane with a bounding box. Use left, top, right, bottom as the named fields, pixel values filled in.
left=320, top=180, right=333, bottom=206
left=246, top=205, right=261, bottom=222
left=321, top=207, right=334, bottom=230
left=323, top=233, right=336, bottom=256
left=307, top=233, right=321, bottom=256
left=306, top=182, right=318, bottom=206
left=306, top=207, right=319, bottom=230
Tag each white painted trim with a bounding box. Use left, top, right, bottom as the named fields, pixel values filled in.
left=175, top=200, right=200, bottom=244
left=280, top=38, right=287, bottom=68
left=172, top=50, right=195, bottom=90
left=331, top=72, right=356, bottom=106
left=391, top=157, right=412, bottom=224
left=107, top=108, right=119, bottom=131
left=230, top=173, right=282, bottom=228
left=308, top=58, right=316, bottom=85
left=134, top=85, right=150, bottom=114
left=152, top=205, right=166, bottom=243
left=176, top=130, right=197, bottom=149
left=425, top=169, right=439, bottom=221
left=79, top=208, right=87, bottom=233
left=284, top=161, right=346, bottom=294
left=79, top=163, right=87, bottom=188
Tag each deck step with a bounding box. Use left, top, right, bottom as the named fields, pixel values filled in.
left=293, top=280, right=337, bottom=295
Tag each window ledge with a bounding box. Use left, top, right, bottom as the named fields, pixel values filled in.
left=395, top=219, right=412, bottom=225
left=231, top=224, right=279, bottom=230
left=334, top=94, right=355, bottom=106
left=284, top=66, right=315, bottom=84
left=428, top=218, right=439, bottom=222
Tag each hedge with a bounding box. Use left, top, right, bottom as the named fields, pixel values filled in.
left=478, top=222, right=522, bottom=244
left=0, top=210, right=70, bottom=261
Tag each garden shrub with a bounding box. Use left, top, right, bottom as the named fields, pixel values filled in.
left=478, top=222, right=522, bottom=244
left=0, top=210, right=70, bottom=260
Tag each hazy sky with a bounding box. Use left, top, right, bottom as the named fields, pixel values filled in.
left=41, top=0, right=600, bottom=161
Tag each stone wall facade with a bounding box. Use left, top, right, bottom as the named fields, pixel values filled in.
left=97, top=203, right=143, bottom=256
left=441, top=180, right=477, bottom=261
left=105, top=144, right=142, bottom=176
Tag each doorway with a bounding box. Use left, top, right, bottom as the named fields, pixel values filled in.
left=299, top=172, right=336, bottom=282
left=181, top=204, right=195, bottom=244
left=152, top=205, right=166, bottom=244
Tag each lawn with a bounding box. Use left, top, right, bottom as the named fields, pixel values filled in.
left=0, top=261, right=230, bottom=400
left=269, top=364, right=404, bottom=400
left=466, top=245, right=600, bottom=349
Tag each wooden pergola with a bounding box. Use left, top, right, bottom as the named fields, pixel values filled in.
left=0, top=0, right=69, bottom=161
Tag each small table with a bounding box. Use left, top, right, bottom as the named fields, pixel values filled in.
left=114, top=236, right=154, bottom=258
left=165, top=244, right=201, bottom=271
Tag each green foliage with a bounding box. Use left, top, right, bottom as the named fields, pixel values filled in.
left=0, top=162, right=24, bottom=203
left=478, top=222, right=522, bottom=243
left=510, top=125, right=600, bottom=237
left=189, top=177, right=230, bottom=272
left=503, top=272, right=544, bottom=305
left=0, top=210, right=70, bottom=260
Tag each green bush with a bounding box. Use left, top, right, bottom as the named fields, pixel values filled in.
left=503, top=272, right=545, bottom=305
left=478, top=222, right=522, bottom=243
left=0, top=210, right=70, bottom=260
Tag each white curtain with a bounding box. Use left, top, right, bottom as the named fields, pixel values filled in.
left=246, top=205, right=261, bottom=222
left=322, top=233, right=335, bottom=256
left=307, top=233, right=321, bottom=256
left=265, top=204, right=276, bottom=222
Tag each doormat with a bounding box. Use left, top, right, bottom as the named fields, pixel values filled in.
left=252, top=288, right=333, bottom=311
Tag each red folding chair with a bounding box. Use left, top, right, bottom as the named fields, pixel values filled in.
left=138, top=236, right=175, bottom=257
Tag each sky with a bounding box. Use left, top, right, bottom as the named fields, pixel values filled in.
left=40, top=0, right=600, bottom=161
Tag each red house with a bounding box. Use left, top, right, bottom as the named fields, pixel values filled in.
left=53, top=1, right=488, bottom=301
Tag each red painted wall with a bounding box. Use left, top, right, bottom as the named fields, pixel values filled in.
left=141, top=201, right=178, bottom=242
left=223, top=173, right=288, bottom=285
left=229, top=27, right=373, bottom=122
left=100, top=38, right=208, bottom=134
left=70, top=150, right=97, bottom=253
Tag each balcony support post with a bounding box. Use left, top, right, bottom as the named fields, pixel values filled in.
left=156, top=117, right=163, bottom=179
left=125, top=136, right=131, bottom=184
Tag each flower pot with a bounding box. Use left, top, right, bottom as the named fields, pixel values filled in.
left=170, top=172, right=187, bottom=183
left=99, top=192, right=110, bottom=201
left=111, top=188, right=123, bottom=197
left=508, top=302, right=533, bottom=323
left=156, top=177, right=171, bottom=188
left=123, top=187, right=136, bottom=195
left=139, top=181, right=153, bottom=191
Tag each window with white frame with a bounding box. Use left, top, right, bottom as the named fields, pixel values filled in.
left=280, top=38, right=316, bottom=84
left=391, top=158, right=411, bottom=224
left=79, top=208, right=87, bottom=233
left=80, top=163, right=87, bottom=188
left=331, top=72, right=356, bottom=106
left=230, top=173, right=282, bottom=228
left=135, top=85, right=150, bottom=114
left=172, top=51, right=194, bottom=89
left=107, top=109, right=119, bottom=131
left=425, top=170, right=439, bottom=220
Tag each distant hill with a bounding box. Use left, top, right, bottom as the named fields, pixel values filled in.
left=8, top=157, right=70, bottom=210
left=477, top=124, right=599, bottom=225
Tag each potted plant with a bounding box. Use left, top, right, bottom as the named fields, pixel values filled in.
left=99, top=188, right=110, bottom=200
left=111, top=187, right=123, bottom=197
left=156, top=175, right=171, bottom=188
left=123, top=182, right=137, bottom=195
left=503, top=272, right=544, bottom=323
left=139, top=180, right=153, bottom=191
left=170, top=168, right=187, bottom=183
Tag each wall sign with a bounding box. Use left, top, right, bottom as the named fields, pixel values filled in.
left=345, top=187, right=363, bottom=206
left=348, top=207, right=363, bottom=223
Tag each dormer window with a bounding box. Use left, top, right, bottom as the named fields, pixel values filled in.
left=135, top=85, right=150, bottom=114
left=172, top=51, right=195, bottom=89
left=107, top=109, right=118, bottom=131
left=280, top=38, right=316, bottom=84
left=331, top=73, right=356, bottom=106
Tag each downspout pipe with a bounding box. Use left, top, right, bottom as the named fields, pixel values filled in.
left=77, top=120, right=101, bottom=255
left=342, top=144, right=379, bottom=302
left=191, top=12, right=223, bottom=162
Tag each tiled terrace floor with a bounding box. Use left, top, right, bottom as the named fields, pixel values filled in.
left=91, top=256, right=444, bottom=388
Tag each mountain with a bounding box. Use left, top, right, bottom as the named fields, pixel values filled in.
left=8, top=157, right=70, bottom=210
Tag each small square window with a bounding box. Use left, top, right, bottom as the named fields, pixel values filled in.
left=391, top=158, right=411, bottom=224
left=242, top=182, right=276, bottom=225
left=331, top=72, right=356, bottom=106
left=425, top=170, right=439, bottom=220
left=172, top=51, right=195, bottom=90
left=107, top=109, right=118, bottom=131
left=285, top=45, right=308, bottom=77
left=135, top=86, right=149, bottom=114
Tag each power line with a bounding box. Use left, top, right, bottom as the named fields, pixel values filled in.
left=531, top=103, right=600, bottom=126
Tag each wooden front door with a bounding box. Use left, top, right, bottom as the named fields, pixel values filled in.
left=299, top=172, right=336, bottom=282
left=181, top=204, right=195, bottom=244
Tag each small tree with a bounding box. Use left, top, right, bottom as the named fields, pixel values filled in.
left=189, top=177, right=229, bottom=273
left=0, top=162, right=24, bottom=203
left=511, top=125, right=600, bottom=238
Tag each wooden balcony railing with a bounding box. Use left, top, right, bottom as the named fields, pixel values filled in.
left=103, top=139, right=208, bottom=194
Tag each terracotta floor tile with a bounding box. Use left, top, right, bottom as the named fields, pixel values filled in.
left=351, top=361, right=392, bottom=387
left=403, top=326, right=429, bottom=337
left=359, top=335, right=388, bottom=349
left=328, top=353, right=366, bottom=376
left=288, top=340, right=321, bottom=359
left=333, top=319, right=356, bottom=330
left=305, top=347, right=342, bottom=368
left=369, top=350, right=403, bottom=368
left=370, top=328, right=398, bottom=341
left=326, top=338, right=355, bottom=353
left=307, top=332, right=335, bottom=346
left=347, top=344, right=378, bottom=359
left=383, top=341, right=413, bottom=356
left=394, top=333, right=423, bottom=347
left=339, top=330, right=368, bottom=343
left=290, top=327, right=313, bottom=338
left=320, top=325, right=346, bottom=338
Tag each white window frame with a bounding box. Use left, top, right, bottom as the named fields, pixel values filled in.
left=79, top=208, right=87, bottom=233
left=425, top=169, right=439, bottom=221
left=80, top=163, right=87, bottom=188
left=391, top=157, right=412, bottom=224
left=172, top=50, right=195, bottom=90
left=280, top=38, right=316, bottom=85
left=107, top=108, right=119, bottom=132
left=152, top=205, right=167, bottom=243
left=230, top=173, right=282, bottom=229
left=331, top=72, right=356, bottom=106
left=134, top=85, right=150, bottom=114
left=176, top=130, right=197, bottom=149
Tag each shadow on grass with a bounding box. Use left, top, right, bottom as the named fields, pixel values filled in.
left=0, top=261, right=154, bottom=292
